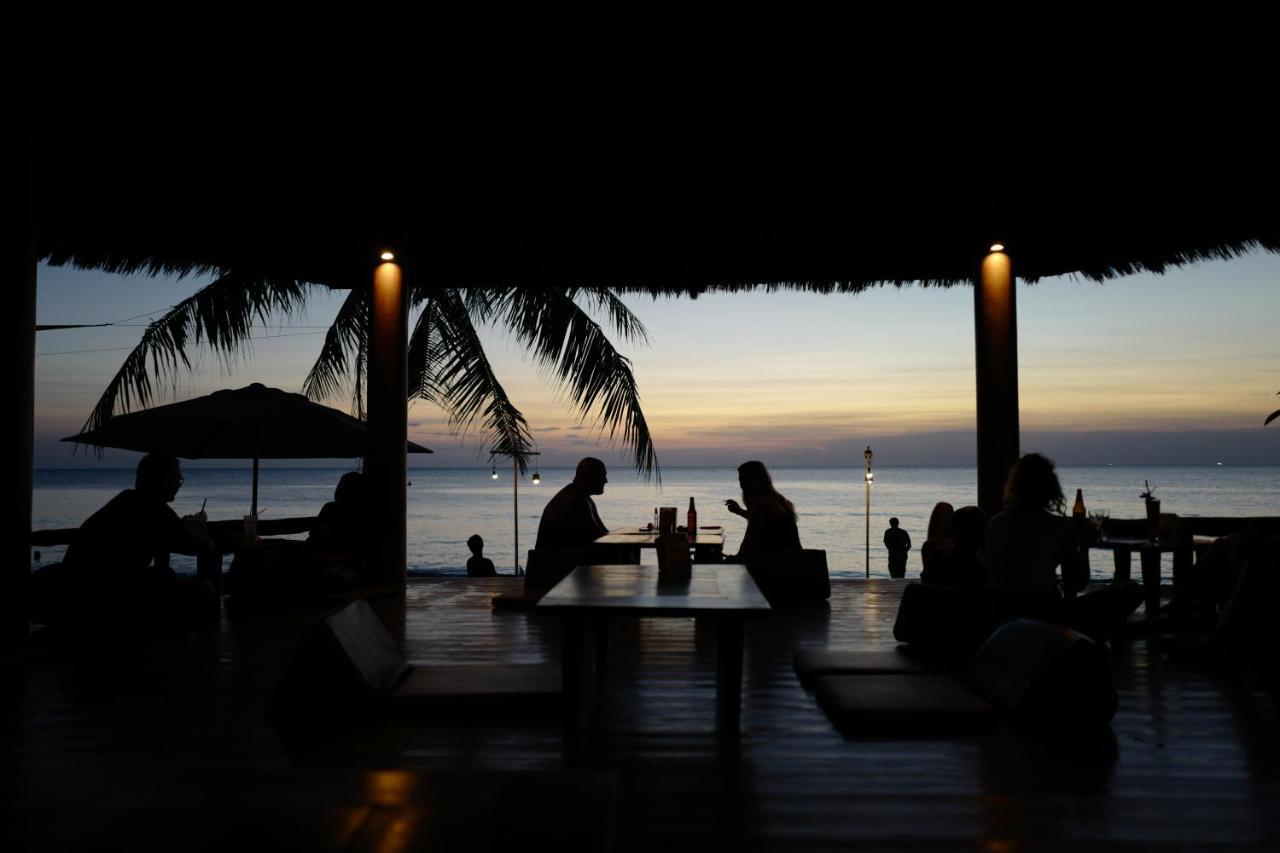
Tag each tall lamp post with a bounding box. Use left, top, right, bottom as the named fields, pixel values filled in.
left=489, top=450, right=541, bottom=576
left=864, top=445, right=873, bottom=579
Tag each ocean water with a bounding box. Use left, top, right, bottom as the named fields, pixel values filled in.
left=32, top=465, right=1280, bottom=581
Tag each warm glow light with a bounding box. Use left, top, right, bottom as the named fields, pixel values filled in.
left=989, top=243, right=1005, bottom=253
left=380, top=251, right=395, bottom=261
left=532, top=470, right=542, bottom=485
left=865, top=471, right=874, bottom=483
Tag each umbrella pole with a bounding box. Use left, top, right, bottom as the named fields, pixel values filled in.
left=513, top=457, right=520, bottom=576
left=252, top=456, right=259, bottom=517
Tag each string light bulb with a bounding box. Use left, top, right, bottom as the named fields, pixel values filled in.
left=532, top=470, right=541, bottom=485
left=490, top=466, right=498, bottom=480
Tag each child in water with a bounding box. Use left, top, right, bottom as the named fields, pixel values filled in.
left=466, top=534, right=497, bottom=577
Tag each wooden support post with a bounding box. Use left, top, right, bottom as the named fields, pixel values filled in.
left=367, top=257, right=408, bottom=589
left=2, top=122, right=38, bottom=642
left=974, top=248, right=1019, bottom=518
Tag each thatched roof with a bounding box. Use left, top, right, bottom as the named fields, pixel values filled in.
left=33, top=11, right=1280, bottom=291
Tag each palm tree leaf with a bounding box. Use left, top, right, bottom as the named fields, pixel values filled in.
left=80, top=272, right=309, bottom=436
left=302, top=287, right=368, bottom=412
left=423, top=289, right=535, bottom=469
left=576, top=287, right=650, bottom=345
left=1266, top=409, right=1279, bottom=427
left=491, top=289, right=660, bottom=480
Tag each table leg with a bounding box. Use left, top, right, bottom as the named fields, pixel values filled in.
left=1113, top=550, right=1132, bottom=584
left=197, top=551, right=223, bottom=596
left=561, top=613, right=588, bottom=739
left=715, top=614, right=745, bottom=735
left=1172, top=545, right=1193, bottom=589
left=593, top=615, right=609, bottom=671
left=1140, top=549, right=1162, bottom=615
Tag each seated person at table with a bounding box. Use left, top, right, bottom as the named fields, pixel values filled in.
left=919, top=501, right=956, bottom=581
left=535, top=457, right=610, bottom=549
left=309, top=471, right=372, bottom=561
left=228, top=471, right=372, bottom=604
left=301, top=470, right=374, bottom=586
left=723, top=460, right=802, bottom=562
left=31, top=453, right=217, bottom=631
left=466, top=534, right=497, bottom=577
left=986, top=453, right=1142, bottom=640
left=921, top=505, right=988, bottom=592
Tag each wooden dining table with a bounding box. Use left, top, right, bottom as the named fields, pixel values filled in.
left=1088, top=535, right=1219, bottom=614
left=537, top=563, right=770, bottom=737
left=594, top=526, right=727, bottom=561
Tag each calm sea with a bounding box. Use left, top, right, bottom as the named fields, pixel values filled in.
left=32, top=465, right=1280, bottom=581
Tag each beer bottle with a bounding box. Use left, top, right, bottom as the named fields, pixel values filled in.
left=1072, top=488, right=1086, bottom=517
left=687, top=497, right=698, bottom=539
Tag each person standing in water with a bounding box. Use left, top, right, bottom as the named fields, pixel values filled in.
left=883, top=517, right=911, bottom=578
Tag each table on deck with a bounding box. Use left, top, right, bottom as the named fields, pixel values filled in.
left=594, top=526, right=726, bottom=561
left=1089, top=535, right=1218, bottom=614
left=537, top=564, right=770, bottom=736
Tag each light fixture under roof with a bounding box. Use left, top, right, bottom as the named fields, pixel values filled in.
left=989, top=243, right=1005, bottom=253
left=531, top=470, right=541, bottom=485
left=490, top=466, right=498, bottom=480
left=380, top=251, right=395, bottom=261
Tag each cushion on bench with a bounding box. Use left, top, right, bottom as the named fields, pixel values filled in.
left=792, top=647, right=935, bottom=689
left=389, top=663, right=562, bottom=716
left=814, top=674, right=998, bottom=732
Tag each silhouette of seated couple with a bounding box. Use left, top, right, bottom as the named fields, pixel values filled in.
left=915, top=453, right=1145, bottom=642
left=29, top=454, right=380, bottom=631
left=226, top=470, right=377, bottom=605
left=536, top=457, right=802, bottom=562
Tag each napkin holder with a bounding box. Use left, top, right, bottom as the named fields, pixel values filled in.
left=658, top=507, right=678, bottom=534
left=656, top=532, right=692, bottom=577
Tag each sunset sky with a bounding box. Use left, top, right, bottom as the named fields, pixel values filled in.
left=34, top=252, right=1280, bottom=470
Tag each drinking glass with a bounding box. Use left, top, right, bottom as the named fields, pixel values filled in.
left=1090, top=509, right=1109, bottom=542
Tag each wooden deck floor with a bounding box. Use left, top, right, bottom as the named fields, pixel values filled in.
left=4, top=578, right=1279, bottom=851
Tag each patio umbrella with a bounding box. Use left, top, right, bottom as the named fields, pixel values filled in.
left=62, top=383, right=432, bottom=516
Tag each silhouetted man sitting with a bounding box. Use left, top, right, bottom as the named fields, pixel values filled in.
left=31, top=453, right=218, bottom=633
left=535, top=457, right=610, bottom=549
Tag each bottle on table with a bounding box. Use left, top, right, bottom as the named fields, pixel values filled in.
left=687, top=497, right=697, bottom=539
left=651, top=506, right=658, bottom=531
left=1072, top=488, right=1086, bottom=518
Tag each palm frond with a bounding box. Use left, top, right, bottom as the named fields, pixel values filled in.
left=576, top=287, right=650, bottom=345
left=492, top=289, right=660, bottom=481
left=422, top=290, right=535, bottom=470
left=81, top=272, right=309, bottom=435
left=302, top=287, right=368, bottom=411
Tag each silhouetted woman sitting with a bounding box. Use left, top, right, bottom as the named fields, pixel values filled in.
left=919, top=501, right=956, bottom=582
left=723, top=460, right=801, bottom=562
left=986, top=453, right=1142, bottom=640
left=921, top=504, right=988, bottom=592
